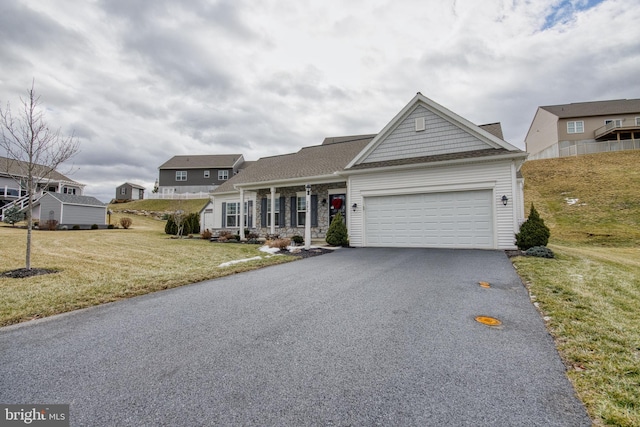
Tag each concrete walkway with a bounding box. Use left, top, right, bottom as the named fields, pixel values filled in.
left=0, top=248, right=591, bottom=426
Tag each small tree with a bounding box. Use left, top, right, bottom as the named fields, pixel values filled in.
left=0, top=81, right=80, bottom=269
left=326, top=212, right=348, bottom=246
left=515, top=204, right=550, bottom=250
left=2, top=205, right=24, bottom=226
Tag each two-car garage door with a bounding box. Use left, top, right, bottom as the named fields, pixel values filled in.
left=364, top=190, right=494, bottom=248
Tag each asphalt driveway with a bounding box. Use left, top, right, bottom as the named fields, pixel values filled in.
left=0, top=248, right=590, bottom=426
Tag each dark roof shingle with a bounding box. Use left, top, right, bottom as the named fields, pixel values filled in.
left=540, top=99, right=640, bottom=118
left=159, top=154, right=243, bottom=169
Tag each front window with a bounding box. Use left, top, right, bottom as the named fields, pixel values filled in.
left=120, top=187, right=127, bottom=195
left=297, top=196, right=306, bottom=226
left=63, top=187, right=76, bottom=195
left=226, top=202, right=249, bottom=228
left=267, top=198, right=280, bottom=227
left=204, top=170, right=210, bottom=178
left=567, top=121, right=584, bottom=134
left=218, top=170, right=229, bottom=180
left=176, top=171, right=187, bottom=181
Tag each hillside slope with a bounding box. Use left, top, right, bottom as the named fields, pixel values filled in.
left=521, top=150, right=640, bottom=246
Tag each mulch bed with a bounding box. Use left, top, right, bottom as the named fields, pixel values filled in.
left=281, top=248, right=336, bottom=258
left=1, top=268, right=58, bottom=279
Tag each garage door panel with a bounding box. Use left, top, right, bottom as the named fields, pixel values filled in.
left=364, top=190, right=493, bottom=249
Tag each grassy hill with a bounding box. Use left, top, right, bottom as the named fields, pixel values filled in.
left=516, top=150, right=640, bottom=426
left=521, top=150, right=640, bottom=246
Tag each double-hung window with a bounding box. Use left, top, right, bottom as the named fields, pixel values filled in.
left=204, top=170, right=210, bottom=178
left=567, top=121, right=584, bottom=134
left=120, top=187, right=127, bottom=195
left=267, top=198, right=280, bottom=227
left=218, top=170, right=229, bottom=180
left=605, top=119, right=622, bottom=128
left=225, top=202, right=249, bottom=228
left=297, top=196, right=306, bottom=226
left=176, top=171, right=187, bottom=181
left=636, top=117, right=640, bottom=126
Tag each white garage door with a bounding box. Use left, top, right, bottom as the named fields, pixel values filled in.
left=364, top=190, right=494, bottom=248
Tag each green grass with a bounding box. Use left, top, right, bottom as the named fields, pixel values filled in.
left=514, top=151, right=640, bottom=426
left=0, top=213, right=293, bottom=327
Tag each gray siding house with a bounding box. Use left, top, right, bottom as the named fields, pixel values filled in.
left=157, top=154, right=247, bottom=196
left=33, top=193, right=107, bottom=226
left=208, top=93, right=527, bottom=250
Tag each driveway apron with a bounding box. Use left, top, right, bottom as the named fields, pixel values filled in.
left=0, top=248, right=591, bottom=426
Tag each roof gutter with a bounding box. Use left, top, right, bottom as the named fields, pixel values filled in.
left=339, top=151, right=529, bottom=176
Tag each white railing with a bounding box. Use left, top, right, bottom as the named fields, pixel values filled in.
left=558, top=138, right=640, bottom=157
left=0, top=191, right=44, bottom=221
left=147, top=192, right=212, bottom=200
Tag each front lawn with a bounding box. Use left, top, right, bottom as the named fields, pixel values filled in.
left=0, top=215, right=293, bottom=327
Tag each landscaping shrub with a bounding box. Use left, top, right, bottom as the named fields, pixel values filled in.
left=201, top=229, right=213, bottom=239
left=326, top=212, right=348, bottom=246
left=107, top=224, right=115, bottom=229
left=119, top=217, right=133, bottom=229
left=45, top=219, right=58, bottom=231
left=525, top=246, right=555, bottom=258
left=515, top=204, right=550, bottom=250
left=291, top=235, right=304, bottom=245
left=61, top=225, right=68, bottom=230
left=91, top=224, right=99, bottom=230
left=165, top=212, right=200, bottom=236
left=72, top=225, right=80, bottom=230
left=2, top=205, right=23, bottom=226
left=266, top=238, right=291, bottom=250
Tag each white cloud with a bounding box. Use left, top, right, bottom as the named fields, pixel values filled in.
left=1, top=0, right=638, bottom=202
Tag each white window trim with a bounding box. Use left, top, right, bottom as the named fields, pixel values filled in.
left=218, top=170, right=229, bottom=180
left=266, top=195, right=280, bottom=227
left=296, top=191, right=307, bottom=227
left=567, top=121, right=584, bottom=134
left=636, top=117, right=640, bottom=126
left=226, top=201, right=249, bottom=228
left=120, top=187, right=127, bottom=195
left=204, top=170, right=210, bottom=178
left=605, top=119, right=622, bottom=127
left=176, top=171, right=187, bottom=181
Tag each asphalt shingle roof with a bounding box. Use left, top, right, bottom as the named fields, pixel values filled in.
left=159, top=154, right=243, bottom=169
left=46, top=193, right=106, bottom=206
left=0, top=156, right=81, bottom=185
left=540, top=99, right=640, bottom=118
left=214, top=135, right=375, bottom=192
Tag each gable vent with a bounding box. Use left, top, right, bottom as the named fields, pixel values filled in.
left=415, top=117, right=426, bottom=132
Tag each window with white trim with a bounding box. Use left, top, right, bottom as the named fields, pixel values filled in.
left=636, top=117, right=640, bottom=126
left=297, top=196, right=306, bottom=226
left=567, top=121, right=584, bottom=134
left=176, top=171, right=187, bottom=181
left=120, top=187, right=127, bottom=195
left=266, top=197, right=280, bottom=227
left=218, top=170, right=229, bottom=180
left=605, top=119, right=622, bottom=127
left=204, top=170, right=210, bottom=178
left=226, top=202, right=249, bottom=228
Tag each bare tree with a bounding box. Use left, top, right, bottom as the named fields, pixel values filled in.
left=0, top=81, right=80, bottom=270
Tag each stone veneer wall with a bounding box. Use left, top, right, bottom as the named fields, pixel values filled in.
left=255, top=183, right=346, bottom=239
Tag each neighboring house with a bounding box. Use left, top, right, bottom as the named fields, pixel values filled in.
left=0, top=155, right=84, bottom=207
left=157, top=154, right=247, bottom=196
left=525, top=98, right=640, bottom=159
left=31, top=193, right=107, bottom=226
left=115, top=182, right=145, bottom=202
left=207, top=93, right=527, bottom=250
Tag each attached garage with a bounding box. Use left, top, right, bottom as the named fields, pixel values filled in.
left=364, top=190, right=494, bottom=248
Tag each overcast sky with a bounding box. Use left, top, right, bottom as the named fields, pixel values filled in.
left=1, top=0, right=639, bottom=202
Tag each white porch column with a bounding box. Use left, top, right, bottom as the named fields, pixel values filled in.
left=270, top=187, right=276, bottom=235
left=239, top=188, right=245, bottom=240
left=305, top=184, right=311, bottom=250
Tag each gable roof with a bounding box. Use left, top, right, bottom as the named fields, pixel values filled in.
left=43, top=192, right=106, bottom=207
left=159, top=154, right=244, bottom=170
left=478, top=122, right=504, bottom=140
left=346, top=93, right=524, bottom=169
left=0, top=156, right=82, bottom=186
left=118, top=182, right=145, bottom=190
left=214, top=135, right=375, bottom=193
left=540, top=99, right=640, bottom=118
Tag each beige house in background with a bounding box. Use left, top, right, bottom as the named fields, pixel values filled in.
left=525, top=99, right=640, bottom=159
